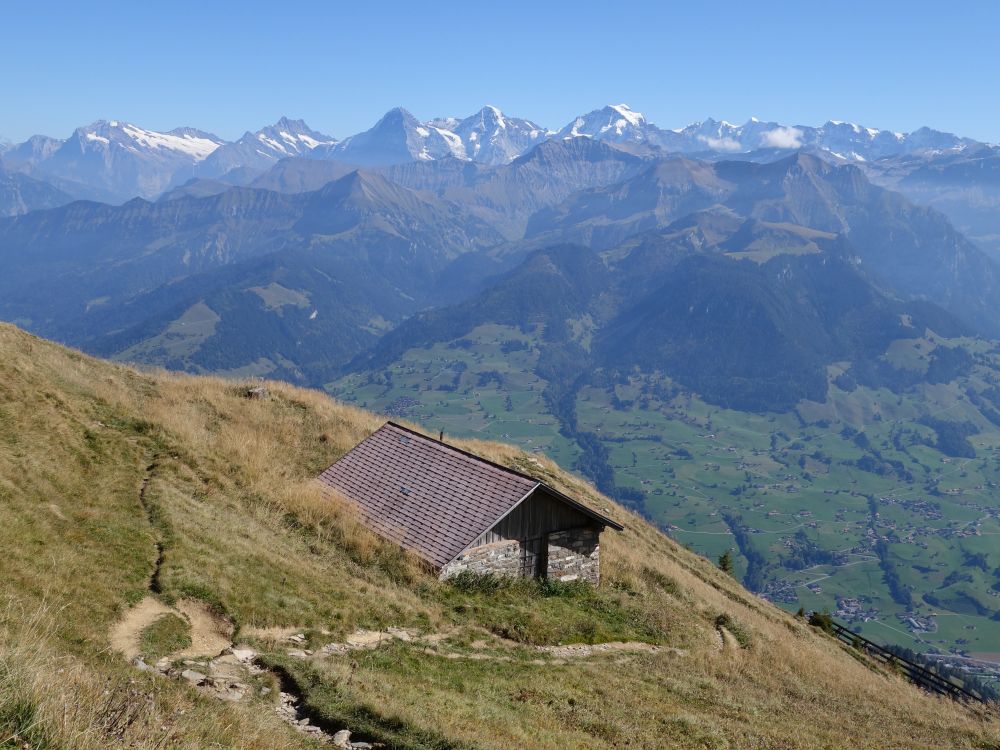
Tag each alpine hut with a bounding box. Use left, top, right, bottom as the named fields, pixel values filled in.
left=317, top=422, right=623, bottom=583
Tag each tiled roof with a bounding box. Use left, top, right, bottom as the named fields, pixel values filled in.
left=316, top=422, right=620, bottom=568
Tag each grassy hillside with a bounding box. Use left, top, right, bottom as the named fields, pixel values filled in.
left=1, top=323, right=998, bottom=749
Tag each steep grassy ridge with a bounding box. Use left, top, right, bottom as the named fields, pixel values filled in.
left=0, top=323, right=997, bottom=749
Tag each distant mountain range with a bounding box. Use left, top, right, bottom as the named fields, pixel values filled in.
left=347, top=153, right=992, bottom=408
left=0, top=155, right=72, bottom=217
left=2, top=145, right=997, bottom=390
left=3, top=105, right=1000, bottom=388
left=0, top=166, right=509, bottom=382
left=2, top=104, right=995, bottom=207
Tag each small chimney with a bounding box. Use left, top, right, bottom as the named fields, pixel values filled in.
left=439, top=430, right=444, bottom=442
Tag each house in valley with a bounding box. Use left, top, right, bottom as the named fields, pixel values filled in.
left=317, top=422, right=622, bottom=583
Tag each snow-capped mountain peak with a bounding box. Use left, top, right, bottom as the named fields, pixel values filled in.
left=126, top=125, right=222, bottom=161
left=321, top=105, right=548, bottom=166
left=446, top=106, right=548, bottom=165
left=193, top=117, right=338, bottom=179
left=251, top=117, right=336, bottom=158
left=326, top=107, right=466, bottom=166
left=607, top=103, right=645, bottom=128
left=556, top=104, right=652, bottom=143
left=480, top=104, right=506, bottom=127
left=74, top=120, right=224, bottom=162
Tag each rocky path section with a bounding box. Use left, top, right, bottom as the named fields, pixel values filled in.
left=117, top=611, right=681, bottom=747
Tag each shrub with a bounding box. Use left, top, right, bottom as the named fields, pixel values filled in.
left=717, top=551, right=734, bottom=576
left=446, top=571, right=590, bottom=599
left=446, top=571, right=516, bottom=595
left=808, top=610, right=834, bottom=634
left=640, top=567, right=683, bottom=598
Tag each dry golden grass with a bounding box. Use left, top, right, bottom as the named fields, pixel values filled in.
left=1, top=322, right=999, bottom=749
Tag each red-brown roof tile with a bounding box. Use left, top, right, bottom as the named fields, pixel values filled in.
left=316, top=422, right=621, bottom=568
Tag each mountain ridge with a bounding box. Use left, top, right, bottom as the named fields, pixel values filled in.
left=5, top=106, right=994, bottom=209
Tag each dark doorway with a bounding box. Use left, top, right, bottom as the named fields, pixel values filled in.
left=521, top=534, right=549, bottom=578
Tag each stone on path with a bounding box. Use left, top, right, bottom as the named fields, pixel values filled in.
left=132, top=656, right=154, bottom=672
left=231, top=645, right=256, bottom=662
left=181, top=669, right=207, bottom=685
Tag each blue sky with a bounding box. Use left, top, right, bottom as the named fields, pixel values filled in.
left=2, top=1, right=997, bottom=143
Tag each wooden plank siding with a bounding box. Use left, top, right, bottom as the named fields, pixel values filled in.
left=469, top=487, right=601, bottom=548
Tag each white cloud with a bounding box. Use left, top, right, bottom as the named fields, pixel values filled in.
left=698, top=135, right=742, bottom=152
left=761, top=126, right=804, bottom=149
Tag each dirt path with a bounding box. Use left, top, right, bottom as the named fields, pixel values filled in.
left=137, top=461, right=165, bottom=594
left=175, top=599, right=233, bottom=658
left=109, top=596, right=233, bottom=661
left=109, top=596, right=174, bottom=660
left=110, top=466, right=167, bottom=662
left=254, top=626, right=680, bottom=664
left=536, top=641, right=667, bottom=658
left=110, top=461, right=232, bottom=662
left=241, top=625, right=324, bottom=641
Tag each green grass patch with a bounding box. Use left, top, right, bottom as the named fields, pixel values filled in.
left=439, top=572, right=666, bottom=645
left=262, top=656, right=476, bottom=750
left=138, top=613, right=191, bottom=661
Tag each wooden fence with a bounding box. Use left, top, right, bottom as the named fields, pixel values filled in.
left=828, top=620, right=985, bottom=704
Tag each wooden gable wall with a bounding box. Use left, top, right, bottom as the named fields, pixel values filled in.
left=468, top=487, right=599, bottom=548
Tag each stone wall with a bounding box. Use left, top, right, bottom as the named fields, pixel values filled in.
left=547, top=527, right=600, bottom=584
left=439, top=539, right=522, bottom=580
left=438, top=527, right=602, bottom=584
